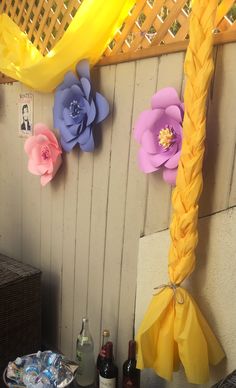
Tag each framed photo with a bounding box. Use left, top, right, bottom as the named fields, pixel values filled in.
left=18, top=93, right=33, bottom=137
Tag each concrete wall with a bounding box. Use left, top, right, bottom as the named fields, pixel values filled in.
left=0, top=42, right=236, bottom=386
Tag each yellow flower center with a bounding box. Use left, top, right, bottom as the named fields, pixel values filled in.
left=158, top=128, right=174, bottom=150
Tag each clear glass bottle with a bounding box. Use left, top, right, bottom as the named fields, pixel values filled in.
left=76, top=317, right=95, bottom=387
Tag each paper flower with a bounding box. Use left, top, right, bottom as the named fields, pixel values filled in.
left=24, top=123, right=62, bottom=186
left=134, top=87, right=184, bottom=185
left=53, top=59, right=109, bottom=153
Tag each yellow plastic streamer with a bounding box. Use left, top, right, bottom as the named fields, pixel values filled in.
left=136, top=0, right=225, bottom=384
left=0, top=0, right=135, bottom=92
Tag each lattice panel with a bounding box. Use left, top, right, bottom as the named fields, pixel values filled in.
left=0, top=0, right=236, bottom=67
left=104, top=0, right=236, bottom=58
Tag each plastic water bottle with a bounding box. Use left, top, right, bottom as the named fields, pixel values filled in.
left=34, top=366, right=58, bottom=387
left=76, top=317, right=95, bottom=386
left=41, top=351, right=62, bottom=368
left=14, top=357, right=23, bottom=367
left=23, top=357, right=41, bottom=386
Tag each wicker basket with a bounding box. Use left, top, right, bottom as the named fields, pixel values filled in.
left=0, top=254, right=41, bottom=386
left=212, top=370, right=236, bottom=387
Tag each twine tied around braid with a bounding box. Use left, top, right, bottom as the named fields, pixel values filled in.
left=153, top=282, right=184, bottom=304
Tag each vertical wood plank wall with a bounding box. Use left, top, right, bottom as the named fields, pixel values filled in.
left=0, top=43, right=236, bottom=375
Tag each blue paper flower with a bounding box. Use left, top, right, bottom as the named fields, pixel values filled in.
left=53, top=60, right=109, bottom=152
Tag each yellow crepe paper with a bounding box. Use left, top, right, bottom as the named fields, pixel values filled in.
left=136, top=0, right=225, bottom=384
left=0, top=0, right=135, bottom=92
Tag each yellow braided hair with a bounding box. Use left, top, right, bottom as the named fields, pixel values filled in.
left=169, top=0, right=217, bottom=284
left=136, top=0, right=225, bottom=383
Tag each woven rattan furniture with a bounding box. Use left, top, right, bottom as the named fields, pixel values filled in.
left=0, top=254, right=41, bottom=385
left=212, top=370, right=236, bottom=387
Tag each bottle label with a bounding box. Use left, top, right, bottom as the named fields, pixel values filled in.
left=99, top=375, right=116, bottom=387
left=47, top=353, right=57, bottom=366
left=123, top=376, right=140, bottom=387
left=25, top=365, right=40, bottom=375
left=76, top=351, right=83, bottom=375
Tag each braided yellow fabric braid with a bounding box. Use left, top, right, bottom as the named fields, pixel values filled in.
left=169, top=0, right=216, bottom=284
left=136, top=0, right=225, bottom=383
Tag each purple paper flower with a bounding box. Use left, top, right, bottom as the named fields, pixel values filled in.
left=53, top=60, right=109, bottom=152
left=134, top=87, right=184, bottom=185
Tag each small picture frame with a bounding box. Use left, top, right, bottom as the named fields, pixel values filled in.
left=18, top=93, right=33, bottom=137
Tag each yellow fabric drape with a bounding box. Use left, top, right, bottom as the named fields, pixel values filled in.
left=0, top=0, right=135, bottom=92
left=136, top=0, right=225, bottom=384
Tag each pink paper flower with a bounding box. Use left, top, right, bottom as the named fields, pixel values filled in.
left=24, top=123, right=62, bottom=186
left=134, top=87, right=184, bottom=185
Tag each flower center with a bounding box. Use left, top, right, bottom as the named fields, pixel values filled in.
left=41, top=145, right=50, bottom=160
left=69, top=100, right=81, bottom=118
left=158, top=127, right=175, bottom=150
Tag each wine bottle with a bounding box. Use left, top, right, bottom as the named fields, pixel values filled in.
left=76, top=317, right=95, bottom=387
left=99, top=341, right=118, bottom=388
left=122, top=340, right=140, bottom=388
left=96, top=329, right=110, bottom=385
